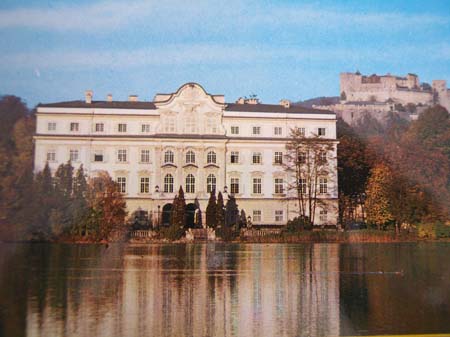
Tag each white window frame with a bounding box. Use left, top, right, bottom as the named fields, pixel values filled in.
left=252, top=126, right=261, bottom=135
left=274, top=126, right=282, bottom=136
left=318, top=127, right=326, bottom=136
left=47, top=122, right=56, bottom=131
left=207, top=174, right=216, bottom=193
left=186, top=150, right=196, bottom=164
left=117, top=149, right=127, bottom=163
left=319, top=209, right=328, bottom=222
left=274, top=178, right=284, bottom=194
left=230, top=151, right=239, bottom=164
left=274, top=151, right=283, bottom=164
left=231, top=126, right=239, bottom=135
left=252, top=177, right=262, bottom=194
left=252, top=152, right=262, bottom=164
left=319, top=177, right=328, bottom=194
left=253, top=210, right=262, bottom=222
left=164, top=174, right=174, bottom=193
left=141, top=124, right=151, bottom=133
left=230, top=178, right=239, bottom=194
left=69, top=149, right=79, bottom=162
left=118, top=123, right=127, bottom=133
left=164, top=150, right=174, bottom=164
left=117, top=177, right=127, bottom=194
left=185, top=174, right=195, bottom=193
left=140, top=177, right=150, bottom=194
left=275, top=210, right=284, bottom=222
left=47, top=150, right=56, bottom=162
left=93, top=150, right=104, bottom=162
left=140, top=149, right=151, bottom=163
left=70, top=122, right=79, bottom=132
left=207, top=151, right=216, bottom=164
left=95, top=123, right=104, bottom=132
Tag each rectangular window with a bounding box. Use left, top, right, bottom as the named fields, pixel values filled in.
left=318, top=127, right=326, bottom=136
left=275, top=210, right=284, bottom=222
left=47, top=122, right=56, bottom=131
left=230, top=178, right=239, bottom=194
left=140, top=177, right=150, bottom=194
left=319, top=209, right=328, bottom=222
left=231, top=126, right=239, bottom=135
left=95, top=123, right=104, bottom=132
left=298, top=151, right=307, bottom=164
left=274, top=151, right=283, bottom=164
left=252, top=152, right=262, bottom=164
left=141, top=124, right=151, bottom=133
left=319, top=177, right=328, bottom=194
left=70, top=122, right=79, bottom=132
left=230, top=151, right=239, bottom=164
left=318, top=151, right=327, bottom=164
left=165, top=117, right=175, bottom=133
left=253, top=210, right=262, bottom=222
left=117, top=149, right=127, bottom=162
left=274, top=178, right=284, bottom=194
left=94, top=151, right=104, bottom=162
left=274, top=127, right=282, bottom=135
left=299, top=178, right=307, bottom=194
left=47, top=150, right=56, bottom=162
left=118, top=123, right=127, bottom=133
left=117, top=177, right=126, bottom=193
left=299, top=127, right=306, bottom=137
left=252, top=126, right=261, bottom=135
left=140, top=149, right=150, bottom=163
left=252, top=178, right=262, bottom=194
left=69, top=149, right=79, bottom=162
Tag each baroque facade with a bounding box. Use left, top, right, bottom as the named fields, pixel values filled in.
left=34, top=83, right=338, bottom=226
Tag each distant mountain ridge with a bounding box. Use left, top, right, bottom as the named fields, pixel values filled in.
left=294, top=96, right=339, bottom=108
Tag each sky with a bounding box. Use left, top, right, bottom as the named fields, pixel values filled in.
left=0, top=0, right=449, bottom=107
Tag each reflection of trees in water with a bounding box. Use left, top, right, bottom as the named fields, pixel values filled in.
left=3, top=243, right=342, bottom=337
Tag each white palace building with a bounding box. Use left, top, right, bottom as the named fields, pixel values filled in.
left=34, top=83, right=338, bottom=226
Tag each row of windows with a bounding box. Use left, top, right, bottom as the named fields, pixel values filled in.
left=229, top=126, right=326, bottom=137
left=115, top=174, right=217, bottom=194
left=47, top=122, right=327, bottom=137
left=46, top=149, right=288, bottom=165
left=47, top=122, right=152, bottom=133
left=250, top=209, right=328, bottom=223
left=112, top=174, right=329, bottom=196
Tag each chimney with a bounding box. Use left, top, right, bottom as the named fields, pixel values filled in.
left=85, top=90, right=93, bottom=104
left=236, top=97, right=245, bottom=104
left=246, top=98, right=259, bottom=104
left=128, top=95, right=138, bottom=102
left=107, top=94, right=113, bottom=102
left=279, top=99, right=291, bottom=108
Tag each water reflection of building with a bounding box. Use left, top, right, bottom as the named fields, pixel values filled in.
left=25, top=244, right=340, bottom=337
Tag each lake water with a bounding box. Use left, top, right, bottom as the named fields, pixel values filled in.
left=0, top=243, right=449, bottom=337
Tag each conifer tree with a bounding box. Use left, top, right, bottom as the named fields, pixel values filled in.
left=225, top=195, right=239, bottom=227
left=176, top=186, right=186, bottom=228
left=216, top=192, right=225, bottom=228
left=206, top=190, right=217, bottom=228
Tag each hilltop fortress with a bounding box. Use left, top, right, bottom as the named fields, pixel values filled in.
left=314, top=72, right=450, bottom=125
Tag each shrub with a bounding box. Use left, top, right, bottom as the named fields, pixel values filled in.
left=216, top=225, right=238, bottom=242
left=286, top=216, right=312, bottom=232
left=159, top=224, right=184, bottom=241
left=417, top=223, right=436, bottom=239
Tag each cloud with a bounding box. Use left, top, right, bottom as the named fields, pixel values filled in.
left=1, top=43, right=449, bottom=70
left=0, top=1, right=447, bottom=34
left=0, top=1, right=153, bottom=32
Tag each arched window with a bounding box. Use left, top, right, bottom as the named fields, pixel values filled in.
left=164, top=174, right=174, bottom=193
left=164, top=150, right=174, bottom=164
left=207, top=151, right=216, bottom=164
left=186, top=150, right=195, bottom=164
left=207, top=174, right=216, bottom=193
left=186, top=174, right=195, bottom=193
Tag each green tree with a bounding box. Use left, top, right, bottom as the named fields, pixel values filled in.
left=206, top=191, right=217, bottom=228
left=216, top=192, right=225, bottom=228
left=225, top=195, right=239, bottom=227
left=194, top=197, right=202, bottom=228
